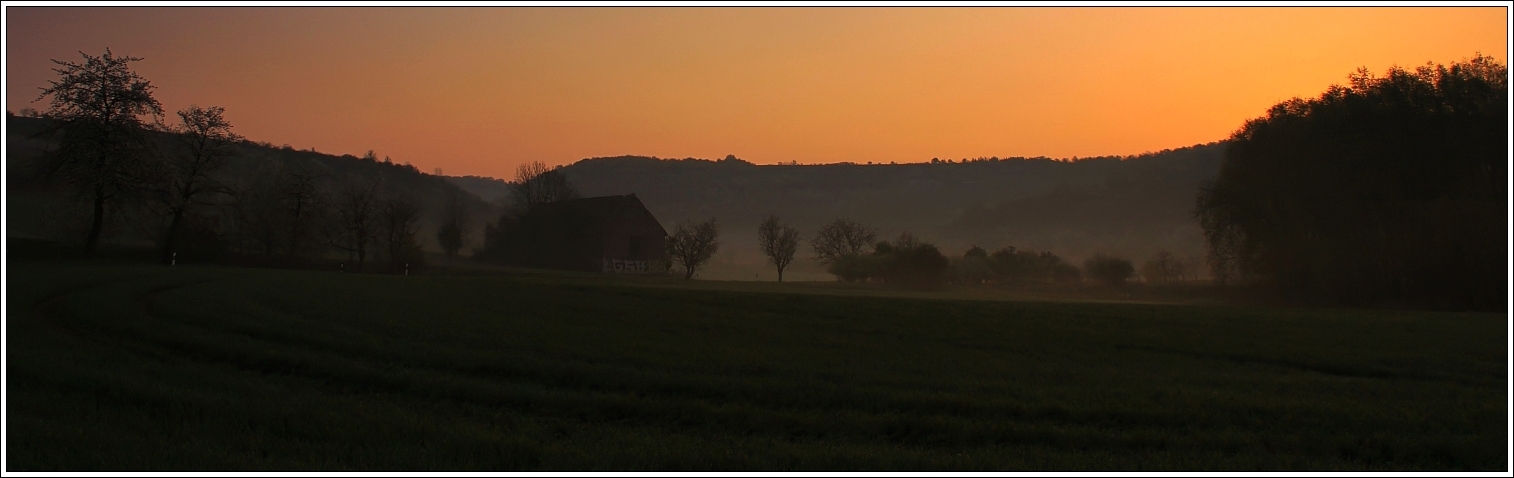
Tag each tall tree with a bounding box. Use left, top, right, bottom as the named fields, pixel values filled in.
left=669, top=218, right=720, bottom=280
left=757, top=214, right=800, bottom=282
left=809, top=217, right=876, bottom=265
left=437, top=188, right=473, bottom=269
left=380, top=196, right=424, bottom=274
left=34, top=49, right=163, bottom=256
left=277, top=168, right=326, bottom=260
left=226, top=168, right=283, bottom=257
left=152, top=105, right=241, bottom=264
left=331, top=179, right=381, bottom=270
left=1140, top=250, right=1185, bottom=284
left=509, top=161, right=580, bottom=209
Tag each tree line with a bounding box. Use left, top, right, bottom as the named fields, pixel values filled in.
left=667, top=213, right=1178, bottom=287
left=21, top=49, right=481, bottom=272
left=1195, top=55, right=1506, bottom=310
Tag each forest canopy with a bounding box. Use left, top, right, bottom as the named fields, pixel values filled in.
left=1195, top=54, right=1507, bottom=309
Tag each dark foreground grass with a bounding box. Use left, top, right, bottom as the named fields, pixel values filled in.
left=6, top=258, right=1507, bottom=471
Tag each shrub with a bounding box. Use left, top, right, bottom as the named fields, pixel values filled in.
left=1051, top=262, right=1082, bottom=283
left=1083, top=254, right=1134, bottom=286
left=826, top=253, right=888, bottom=282
left=884, top=234, right=949, bottom=288
left=951, top=254, right=993, bottom=285
left=988, top=246, right=1075, bottom=283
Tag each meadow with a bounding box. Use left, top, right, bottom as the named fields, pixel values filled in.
left=5, top=253, right=1507, bottom=471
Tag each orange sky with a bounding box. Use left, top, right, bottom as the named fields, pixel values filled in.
left=5, top=7, right=1507, bottom=178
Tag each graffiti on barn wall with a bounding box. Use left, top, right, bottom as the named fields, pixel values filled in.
left=603, top=257, right=652, bottom=274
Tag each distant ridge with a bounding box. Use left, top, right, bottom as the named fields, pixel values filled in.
left=444, top=142, right=1227, bottom=280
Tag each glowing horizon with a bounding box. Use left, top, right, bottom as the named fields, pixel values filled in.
left=6, top=7, right=1507, bottom=178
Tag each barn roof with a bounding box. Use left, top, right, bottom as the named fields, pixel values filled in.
left=527, top=194, right=668, bottom=238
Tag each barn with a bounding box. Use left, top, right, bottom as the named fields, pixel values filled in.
left=490, top=194, right=670, bottom=273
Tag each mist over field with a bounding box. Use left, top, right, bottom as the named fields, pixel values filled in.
left=4, top=6, right=1507, bottom=472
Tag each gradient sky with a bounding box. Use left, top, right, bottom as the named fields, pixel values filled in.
left=5, top=7, right=1507, bottom=178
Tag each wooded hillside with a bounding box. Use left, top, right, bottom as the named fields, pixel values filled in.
left=6, top=114, right=494, bottom=267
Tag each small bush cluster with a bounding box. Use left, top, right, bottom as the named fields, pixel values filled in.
left=826, top=233, right=950, bottom=288
left=1083, top=254, right=1136, bottom=286
left=951, top=246, right=1082, bottom=285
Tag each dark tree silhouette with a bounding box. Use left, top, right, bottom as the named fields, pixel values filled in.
left=226, top=170, right=283, bottom=257
left=825, top=233, right=949, bottom=286
left=437, top=188, right=473, bottom=269
left=964, top=245, right=987, bottom=258
left=882, top=233, right=950, bottom=287
left=380, top=196, right=425, bottom=274
left=1195, top=55, right=1507, bottom=308
left=810, top=217, right=876, bottom=265
left=825, top=249, right=888, bottom=283
left=669, top=218, right=720, bottom=280
left=510, top=161, right=580, bottom=209
left=277, top=168, right=326, bottom=260
left=152, top=105, right=241, bottom=264
left=984, top=246, right=1079, bottom=283
left=1084, top=254, right=1134, bottom=286
left=757, top=214, right=800, bottom=282
left=34, top=49, right=164, bottom=256
left=1140, top=250, right=1186, bottom=284
left=331, top=179, right=381, bottom=270
left=951, top=246, right=992, bottom=284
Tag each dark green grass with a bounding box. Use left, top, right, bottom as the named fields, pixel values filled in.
left=6, top=258, right=1507, bottom=470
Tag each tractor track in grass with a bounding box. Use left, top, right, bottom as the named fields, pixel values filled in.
left=1114, top=344, right=1496, bottom=388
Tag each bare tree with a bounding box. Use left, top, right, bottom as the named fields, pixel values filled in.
left=330, top=178, right=381, bottom=270
left=34, top=49, right=164, bottom=256
left=509, top=160, right=580, bottom=209
left=151, top=105, right=241, bottom=263
left=277, top=168, right=326, bottom=260
left=757, top=214, right=800, bottom=282
left=226, top=169, right=283, bottom=256
left=437, top=188, right=473, bottom=269
left=669, top=218, right=720, bottom=280
left=380, top=196, right=423, bottom=274
left=810, top=217, right=876, bottom=265
left=1139, top=250, right=1189, bottom=284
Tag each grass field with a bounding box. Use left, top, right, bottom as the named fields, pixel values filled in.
left=5, top=255, right=1508, bottom=471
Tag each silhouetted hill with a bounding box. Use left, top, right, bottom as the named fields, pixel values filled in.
left=445, top=174, right=515, bottom=203
left=6, top=114, right=494, bottom=253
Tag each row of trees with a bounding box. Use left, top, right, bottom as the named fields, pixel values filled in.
left=661, top=215, right=951, bottom=285
left=731, top=215, right=1180, bottom=287
left=213, top=167, right=439, bottom=273
left=951, top=246, right=1082, bottom=285
left=28, top=49, right=468, bottom=272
